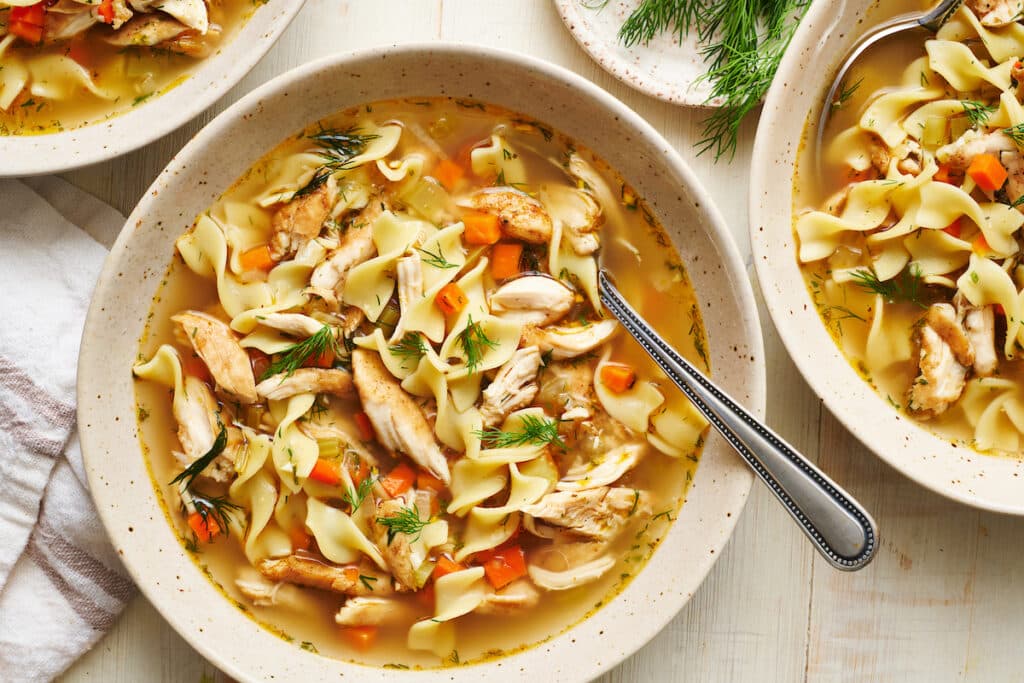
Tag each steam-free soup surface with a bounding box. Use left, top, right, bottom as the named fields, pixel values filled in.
left=135, top=97, right=711, bottom=667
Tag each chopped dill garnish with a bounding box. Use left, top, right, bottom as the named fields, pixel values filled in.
left=389, top=332, right=426, bottom=363
left=293, top=168, right=331, bottom=198
left=300, top=641, right=318, bottom=653
left=170, top=424, right=228, bottom=489
left=293, top=126, right=379, bottom=196
left=458, top=315, right=498, bottom=374
left=831, top=76, right=863, bottom=113
left=376, top=506, right=430, bottom=544
left=260, top=325, right=339, bottom=381
left=850, top=265, right=928, bottom=309
left=358, top=574, right=378, bottom=591
left=961, top=100, right=997, bottom=129
left=417, top=244, right=458, bottom=269
left=473, top=414, right=566, bottom=450
left=1004, top=122, right=1024, bottom=146
left=651, top=509, right=675, bottom=522
left=342, top=475, right=375, bottom=513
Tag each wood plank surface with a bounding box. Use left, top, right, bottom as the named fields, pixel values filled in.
left=55, top=1, right=1024, bottom=682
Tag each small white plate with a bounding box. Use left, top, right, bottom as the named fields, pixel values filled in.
left=553, top=0, right=721, bottom=106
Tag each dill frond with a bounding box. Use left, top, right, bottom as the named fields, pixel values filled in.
left=831, top=77, right=863, bottom=114
left=260, top=325, right=340, bottom=381
left=170, top=423, right=227, bottom=489
left=850, top=265, right=928, bottom=309
left=388, top=333, right=426, bottom=363
left=342, top=476, right=375, bottom=513
left=293, top=126, right=379, bottom=196
left=376, top=506, right=429, bottom=544
left=1004, top=122, right=1024, bottom=146
left=473, top=414, right=566, bottom=450
left=458, top=315, right=498, bottom=375
left=961, top=100, right=997, bottom=129
left=416, top=245, right=458, bottom=269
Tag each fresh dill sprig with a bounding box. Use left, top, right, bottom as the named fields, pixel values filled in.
left=458, top=315, right=498, bottom=374
left=170, top=424, right=228, bottom=489
left=831, top=77, right=863, bottom=113
left=473, top=414, right=567, bottom=450
left=293, top=168, right=331, bottom=198
left=342, top=475, right=375, bottom=513
left=1004, top=122, right=1024, bottom=146
left=388, top=333, right=426, bottom=362
left=618, top=0, right=704, bottom=46
left=417, top=245, right=458, bottom=269
left=260, top=325, right=339, bottom=381
left=292, top=127, right=379, bottom=196
left=961, top=100, right=997, bottom=129
left=376, top=506, right=430, bottom=544
left=189, top=492, right=241, bottom=538
left=850, top=265, right=928, bottom=309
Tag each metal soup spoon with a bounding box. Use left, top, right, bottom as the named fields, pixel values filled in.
left=598, top=272, right=877, bottom=571
left=815, top=0, right=964, bottom=169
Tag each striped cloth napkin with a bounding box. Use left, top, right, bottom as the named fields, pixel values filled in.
left=0, top=178, right=134, bottom=682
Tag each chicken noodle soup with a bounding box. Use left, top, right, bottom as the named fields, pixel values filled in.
left=0, top=0, right=254, bottom=135
left=797, top=0, right=1024, bottom=454
left=134, top=98, right=711, bottom=667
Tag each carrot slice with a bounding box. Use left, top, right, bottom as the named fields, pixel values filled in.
left=967, top=153, right=1008, bottom=192
left=354, top=411, right=375, bottom=441
left=942, top=218, right=962, bottom=238
left=345, top=453, right=371, bottom=485
left=187, top=512, right=221, bottom=543
left=97, top=0, right=114, bottom=23
left=342, top=625, right=378, bottom=651
left=9, top=3, right=45, bottom=44
left=182, top=355, right=212, bottom=385
left=380, top=463, right=416, bottom=497
left=416, top=582, right=436, bottom=609
left=934, top=164, right=961, bottom=185
left=433, top=556, right=466, bottom=580
left=435, top=282, right=468, bottom=316
left=462, top=212, right=502, bottom=245
left=599, top=363, right=637, bottom=393
left=239, top=244, right=277, bottom=272
left=342, top=566, right=360, bottom=584
left=308, top=458, right=342, bottom=486
left=302, top=348, right=335, bottom=369
left=434, top=158, right=465, bottom=191
left=478, top=545, right=527, bottom=590
left=416, top=470, right=446, bottom=494
left=973, top=233, right=991, bottom=255
left=289, top=526, right=312, bottom=552
left=490, top=242, right=523, bottom=280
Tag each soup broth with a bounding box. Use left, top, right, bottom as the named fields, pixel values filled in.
left=134, top=98, right=711, bottom=667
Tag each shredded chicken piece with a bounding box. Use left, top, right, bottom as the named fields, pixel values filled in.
left=257, top=556, right=392, bottom=596
left=869, top=138, right=922, bottom=176
left=521, top=487, right=646, bottom=542
left=521, top=319, right=618, bottom=360
left=938, top=130, right=1024, bottom=204
left=307, top=199, right=384, bottom=306
left=479, top=346, right=543, bottom=427
left=255, top=313, right=326, bottom=338
left=255, top=368, right=354, bottom=401
left=561, top=190, right=603, bottom=255
left=537, top=361, right=594, bottom=420
left=101, top=14, right=189, bottom=45
left=528, top=552, right=615, bottom=591
left=466, top=188, right=553, bottom=244
left=956, top=295, right=998, bottom=377
left=967, top=0, right=1023, bottom=25
left=335, top=596, right=418, bottom=626
left=157, top=25, right=220, bottom=58
left=351, top=349, right=450, bottom=483
left=234, top=567, right=306, bottom=608
left=475, top=578, right=541, bottom=616
left=392, top=252, right=424, bottom=342
left=907, top=304, right=974, bottom=417
left=298, top=420, right=378, bottom=468
left=489, top=276, right=574, bottom=326
left=270, top=174, right=338, bottom=261
left=172, top=311, right=257, bottom=403
left=369, top=498, right=419, bottom=591
left=171, top=374, right=243, bottom=483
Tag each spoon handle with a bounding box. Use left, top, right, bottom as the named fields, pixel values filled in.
left=598, top=272, right=877, bottom=571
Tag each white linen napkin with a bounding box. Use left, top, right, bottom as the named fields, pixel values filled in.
left=0, top=177, right=134, bottom=682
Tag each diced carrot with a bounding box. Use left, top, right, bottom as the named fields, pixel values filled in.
left=97, top=0, right=114, bottom=23
left=239, top=244, right=277, bottom=272
left=342, top=625, right=377, bottom=651
left=478, top=545, right=527, bottom=590
left=247, top=348, right=271, bottom=380
left=934, top=164, right=960, bottom=185
left=462, top=212, right=502, bottom=245
left=490, top=242, right=523, bottom=280
left=435, top=282, right=468, bottom=316
left=416, top=583, right=436, bottom=609
left=342, top=566, right=360, bottom=584
left=187, top=511, right=220, bottom=543
left=942, top=218, right=962, bottom=238
left=973, top=233, right=991, bottom=255
left=302, top=348, right=335, bottom=369
left=967, top=153, right=1008, bottom=192
left=345, top=453, right=371, bottom=485
left=289, top=526, right=312, bottom=552
left=433, top=556, right=466, bottom=580
left=599, top=363, right=637, bottom=393
left=9, top=3, right=45, bottom=45
left=433, top=158, right=465, bottom=191
left=417, top=470, right=446, bottom=494
left=183, top=355, right=212, bottom=385
left=354, top=411, right=375, bottom=441
left=308, top=458, right=342, bottom=486
left=380, top=463, right=416, bottom=497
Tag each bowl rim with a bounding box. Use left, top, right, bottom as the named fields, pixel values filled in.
left=0, top=0, right=305, bottom=177
left=79, top=41, right=765, bottom=680
left=749, top=0, right=1024, bottom=514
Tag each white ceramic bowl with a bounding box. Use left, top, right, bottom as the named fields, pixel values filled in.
left=750, top=1, right=1024, bottom=514
left=79, top=44, right=765, bottom=681
left=0, top=0, right=303, bottom=177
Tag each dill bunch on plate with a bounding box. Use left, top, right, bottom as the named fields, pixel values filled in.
left=614, top=0, right=810, bottom=161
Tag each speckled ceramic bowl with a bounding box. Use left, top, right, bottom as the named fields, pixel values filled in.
left=79, top=44, right=765, bottom=681
left=0, top=0, right=304, bottom=177
left=750, top=0, right=1024, bottom=514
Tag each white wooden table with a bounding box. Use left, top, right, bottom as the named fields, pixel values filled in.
left=57, top=1, right=1024, bottom=681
